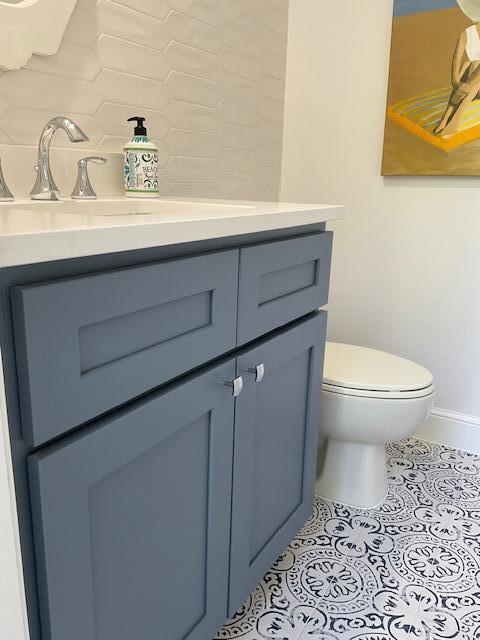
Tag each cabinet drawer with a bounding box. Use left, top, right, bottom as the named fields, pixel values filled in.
left=12, top=250, right=238, bottom=447
left=237, top=232, right=332, bottom=344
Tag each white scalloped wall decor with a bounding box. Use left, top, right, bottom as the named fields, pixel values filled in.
left=0, top=0, right=78, bottom=70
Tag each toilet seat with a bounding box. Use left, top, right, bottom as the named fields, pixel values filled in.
left=322, top=342, right=434, bottom=399
left=322, top=381, right=435, bottom=400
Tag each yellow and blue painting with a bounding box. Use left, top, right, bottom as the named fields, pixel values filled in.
left=383, top=0, right=480, bottom=174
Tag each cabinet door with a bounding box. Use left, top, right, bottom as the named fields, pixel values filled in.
left=229, top=313, right=327, bottom=614
left=28, top=360, right=236, bottom=640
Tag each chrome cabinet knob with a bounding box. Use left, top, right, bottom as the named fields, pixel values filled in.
left=246, top=363, right=265, bottom=382
left=224, top=376, right=243, bottom=397
left=0, top=158, right=14, bottom=202
left=71, top=156, right=106, bottom=200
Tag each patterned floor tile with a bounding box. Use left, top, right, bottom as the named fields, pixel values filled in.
left=216, top=438, right=480, bottom=640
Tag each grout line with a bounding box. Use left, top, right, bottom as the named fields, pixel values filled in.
left=162, top=5, right=222, bottom=30
left=95, top=99, right=167, bottom=113
left=107, top=0, right=168, bottom=24
left=164, top=36, right=222, bottom=59
left=96, top=32, right=168, bottom=56
left=96, top=66, right=166, bottom=84
left=167, top=37, right=219, bottom=60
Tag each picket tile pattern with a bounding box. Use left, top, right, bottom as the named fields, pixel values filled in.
left=0, top=0, right=289, bottom=200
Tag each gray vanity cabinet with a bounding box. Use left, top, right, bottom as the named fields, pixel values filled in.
left=228, top=312, right=326, bottom=614
left=10, top=229, right=332, bottom=640
left=28, top=360, right=236, bottom=640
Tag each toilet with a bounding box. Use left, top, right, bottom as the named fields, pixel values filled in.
left=316, top=342, right=434, bottom=509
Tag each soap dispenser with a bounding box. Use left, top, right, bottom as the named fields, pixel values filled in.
left=124, top=117, right=159, bottom=198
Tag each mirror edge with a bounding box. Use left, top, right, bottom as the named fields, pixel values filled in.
left=0, top=0, right=78, bottom=71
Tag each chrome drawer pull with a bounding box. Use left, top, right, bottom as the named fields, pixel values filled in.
left=246, top=363, right=265, bottom=383
left=225, top=376, right=243, bottom=397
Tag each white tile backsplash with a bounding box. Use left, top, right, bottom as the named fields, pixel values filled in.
left=164, top=10, right=222, bottom=54
left=260, top=52, right=287, bottom=79
left=218, top=170, right=256, bottom=197
left=258, top=142, right=283, bottom=164
left=262, top=3, right=288, bottom=34
left=219, top=46, right=261, bottom=82
left=260, top=74, right=285, bottom=101
left=165, top=129, right=219, bottom=157
left=167, top=156, right=218, bottom=182
left=113, top=0, right=171, bottom=21
left=258, top=118, right=284, bottom=143
left=217, top=122, right=259, bottom=150
left=165, top=70, right=220, bottom=107
left=168, top=0, right=222, bottom=27
left=165, top=99, right=220, bottom=132
left=220, top=0, right=262, bottom=35
left=218, top=98, right=261, bottom=128
left=97, top=1, right=169, bottom=52
left=219, top=20, right=262, bottom=58
left=96, top=35, right=171, bottom=80
left=218, top=72, right=259, bottom=105
left=259, top=96, right=284, bottom=123
left=0, top=0, right=288, bottom=200
left=94, top=70, right=171, bottom=112
left=164, top=41, right=220, bottom=81
left=217, top=147, right=257, bottom=172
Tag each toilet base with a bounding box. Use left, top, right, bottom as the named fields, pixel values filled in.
left=316, top=439, right=388, bottom=509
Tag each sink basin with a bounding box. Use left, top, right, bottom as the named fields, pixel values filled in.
left=0, top=198, right=256, bottom=217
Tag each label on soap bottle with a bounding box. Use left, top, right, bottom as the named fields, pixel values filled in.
left=124, top=142, right=158, bottom=195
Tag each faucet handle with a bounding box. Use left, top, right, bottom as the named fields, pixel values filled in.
left=71, top=156, right=106, bottom=200
left=0, top=158, right=14, bottom=202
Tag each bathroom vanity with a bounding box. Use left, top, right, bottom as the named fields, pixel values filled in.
left=0, top=198, right=342, bottom=640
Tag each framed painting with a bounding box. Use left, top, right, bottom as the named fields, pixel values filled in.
left=383, top=0, right=480, bottom=175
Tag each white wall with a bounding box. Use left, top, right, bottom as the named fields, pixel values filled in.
left=281, top=0, right=480, bottom=432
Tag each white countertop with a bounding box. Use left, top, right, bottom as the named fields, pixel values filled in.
left=0, top=197, right=343, bottom=267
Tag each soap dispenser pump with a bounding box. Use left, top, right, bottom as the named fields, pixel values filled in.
left=124, top=116, right=159, bottom=198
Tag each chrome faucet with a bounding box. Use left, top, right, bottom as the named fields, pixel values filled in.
left=71, top=156, right=107, bottom=199
left=30, top=116, right=89, bottom=201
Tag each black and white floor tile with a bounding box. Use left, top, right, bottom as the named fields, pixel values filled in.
left=216, top=438, right=480, bottom=640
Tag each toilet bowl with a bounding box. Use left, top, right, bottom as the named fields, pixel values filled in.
left=316, top=342, right=434, bottom=509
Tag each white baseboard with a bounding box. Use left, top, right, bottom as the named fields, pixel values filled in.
left=417, top=407, right=480, bottom=455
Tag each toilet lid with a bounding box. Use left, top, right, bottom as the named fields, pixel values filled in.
left=323, top=342, right=434, bottom=393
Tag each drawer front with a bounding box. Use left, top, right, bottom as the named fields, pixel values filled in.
left=237, top=232, right=332, bottom=344
left=13, top=250, right=239, bottom=447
